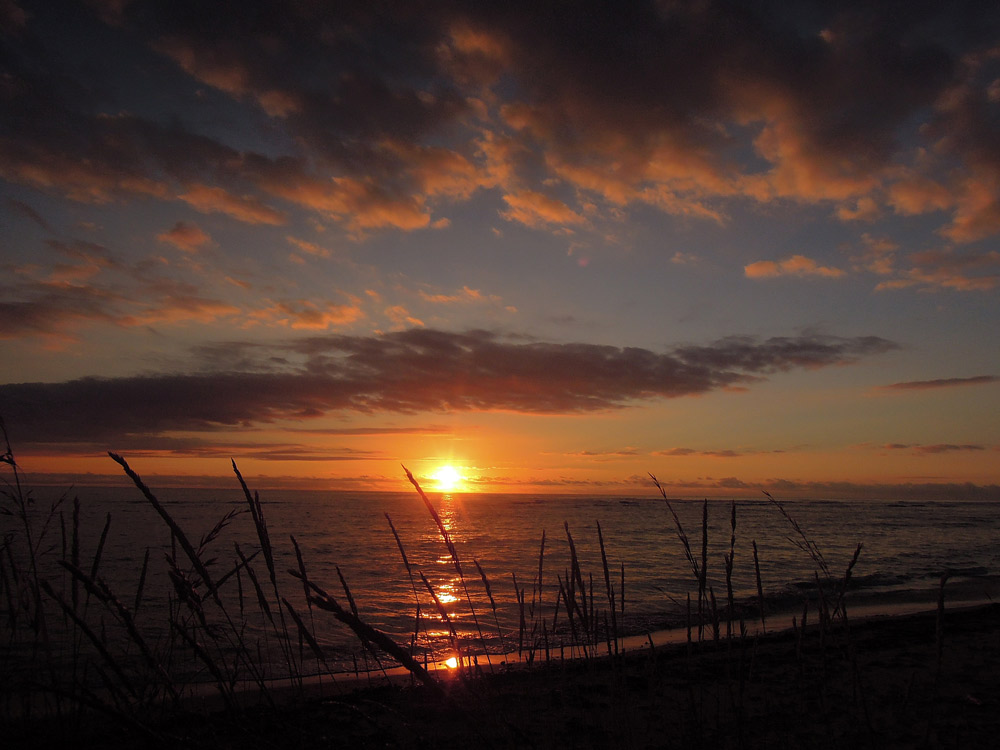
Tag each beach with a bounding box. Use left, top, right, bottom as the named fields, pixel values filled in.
left=4, top=483, right=1000, bottom=749
left=11, top=602, right=999, bottom=749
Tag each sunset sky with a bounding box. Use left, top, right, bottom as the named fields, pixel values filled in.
left=1, top=0, right=998, bottom=497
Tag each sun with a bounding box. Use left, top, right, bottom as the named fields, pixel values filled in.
left=431, top=464, right=464, bottom=492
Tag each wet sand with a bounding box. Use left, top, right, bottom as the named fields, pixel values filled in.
left=13, top=603, right=1000, bottom=749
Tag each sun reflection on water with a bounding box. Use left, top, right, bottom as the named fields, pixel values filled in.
left=435, top=582, right=459, bottom=604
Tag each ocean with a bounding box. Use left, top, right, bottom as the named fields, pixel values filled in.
left=3, top=483, right=999, bottom=686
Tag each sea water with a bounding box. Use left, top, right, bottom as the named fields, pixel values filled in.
left=3, top=484, right=999, bottom=682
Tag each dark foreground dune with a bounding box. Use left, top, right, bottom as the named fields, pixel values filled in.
left=12, top=603, right=1000, bottom=749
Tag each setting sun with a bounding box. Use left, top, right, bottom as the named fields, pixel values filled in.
left=431, top=465, right=464, bottom=492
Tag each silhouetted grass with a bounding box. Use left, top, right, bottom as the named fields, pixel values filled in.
left=2, top=418, right=981, bottom=748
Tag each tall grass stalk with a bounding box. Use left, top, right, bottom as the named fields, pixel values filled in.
left=289, top=564, right=445, bottom=696
left=724, top=500, right=736, bottom=641
left=108, top=453, right=220, bottom=608
left=597, top=521, right=619, bottom=656
left=752, top=540, right=766, bottom=634
left=384, top=514, right=423, bottom=657
left=233, top=461, right=298, bottom=682
left=474, top=558, right=507, bottom=657
left=404, top=466, right=493, bottom=670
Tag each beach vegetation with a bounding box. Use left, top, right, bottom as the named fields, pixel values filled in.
left=0, top=419, right=993, bottom=747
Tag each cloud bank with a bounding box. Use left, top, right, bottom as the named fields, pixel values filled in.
left=1, top=329, right=896, bottom=447
left=880, top=375, right=999, bottom=391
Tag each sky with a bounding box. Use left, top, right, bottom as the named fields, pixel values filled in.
left=1, top=0, right=998, bottom=498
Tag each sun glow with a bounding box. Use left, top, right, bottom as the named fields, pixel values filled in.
left=431, top=464, right=464, bottom=492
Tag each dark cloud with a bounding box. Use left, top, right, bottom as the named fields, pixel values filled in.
left=658, top=448, right=696, bottom=457
left=656, top=448, right=744, bottom=458
left=0, top=328, right=896, bottom=447
left=673, top=334, right=895, bottom=372
left=1, top=233, right=364, bottom=340
left=10, top=433, right=382, bottom=462
left=875, top=248, right=1000, bottom=291
left=19, top=470, right=386, bottom=491
left=3, top=197, right=50, bottom=229
left=882, top=442, right=987, bottom=455
left=915, top=444, right=986, bottom=454
left=568, top=447, right=641, bottom=457
left=0, top=0, right=476, bottom=229
left=284, top=425, right=452, bottom=436
left=2, top=0, right=998, bottom=239
left=462, top=0, right=992, bottom=214
left=880, top=375, right=999, bottom=390
left=761, top=479, right=1000, bottom=501
left=157, top=221, right=211, bottom=252
left=0, top=274, right=241, bottom=340
left=0, top=282, right=122, bottom=338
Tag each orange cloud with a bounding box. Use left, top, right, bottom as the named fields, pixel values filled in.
left=852, top=233, right=899, bottom=275
left=286, top=236, right=331, bottom=259
left=0, top=146, right=169, bottom=204
left=875, top=248, right=1000, bottom=292
left=262, top=173, right=432, bottom=233
left=155, top=37, right=302, bottom=117
left=744, top=255, right=846, bottom=279
left=671, top=252, right=700, bottom=265
left=384, top=305, right=425, bottom=328
left=253, top=300, right=365, bottom=330
left=501, top=190, right=585, bottom=228
left=418, top=286, right=500, bottom=305
left=938, top=174, right=1000, bottom=243
left=836, top=196, right=880, bottom=222
left=179, top=184, right=286, bottom=225
left=475, top=131, right=529, bottom=191
left=887, top=175, right=953, bottom=215
left=157, top=221, right=212, bottom=253
left=1, top=250, right=251, bottom=340
left=123, top=296, right=241, bottom=326
left=440, top=23, right=511, bottom=86
left=382, top=141, right=489, bottom=200
left=43, top=240, right=118, bottom=283
left=752, top=118, right=881, bottom=202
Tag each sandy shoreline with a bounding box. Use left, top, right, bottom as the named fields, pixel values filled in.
left=11, top=601, right=1000, bottom=749
left=142, top=594, right=997, bottom=712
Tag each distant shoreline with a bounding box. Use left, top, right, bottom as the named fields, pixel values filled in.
left=19, top=477, right=1000, bottom=502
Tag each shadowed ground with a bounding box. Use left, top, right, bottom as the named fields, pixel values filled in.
left=11, top=603, right=1000, bottom=749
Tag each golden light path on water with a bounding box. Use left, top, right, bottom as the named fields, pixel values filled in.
left=430, top=491, right=465, bottom=667
left=436, top=499, right=460, bottom=603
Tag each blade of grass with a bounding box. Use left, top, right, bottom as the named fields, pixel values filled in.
left=291, top=568, right=444, bottom=696
left=108, top=452, right=220, bottom=607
